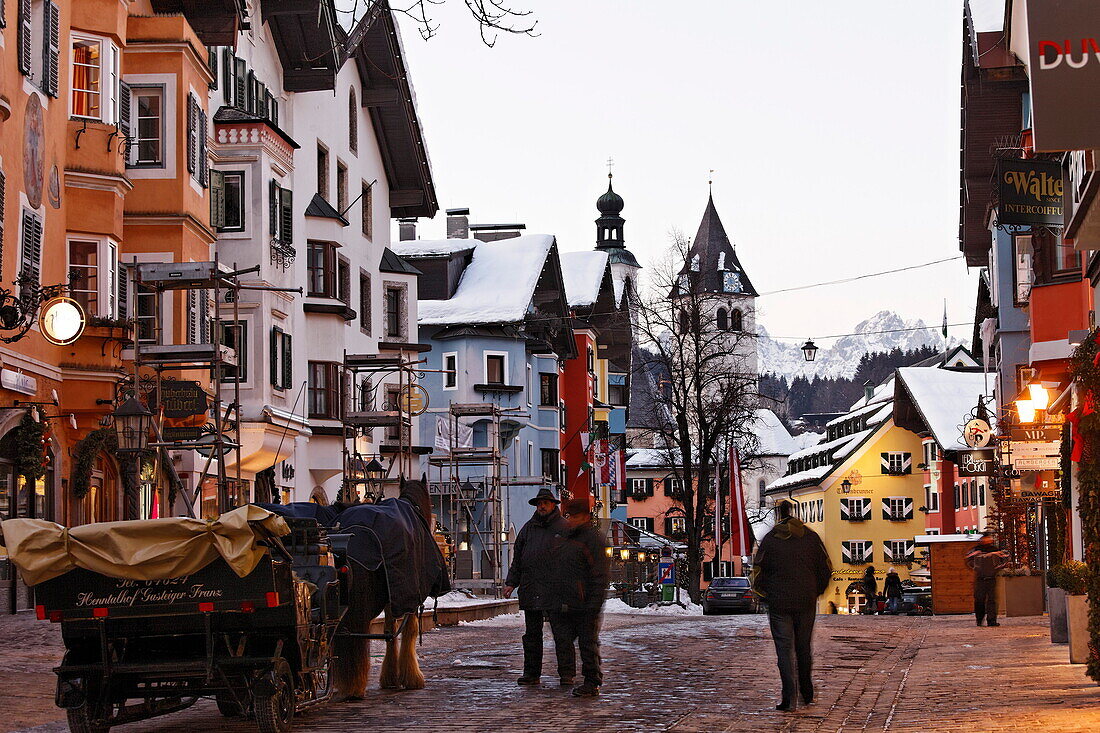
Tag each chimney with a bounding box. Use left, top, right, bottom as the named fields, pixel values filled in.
left=446, top=208, right=470, bottom=239
left=469, top=223, right=526, bottom=242
left=398, top=218, right=417, bottom=241
left=863, top=380, right=875, bottom=403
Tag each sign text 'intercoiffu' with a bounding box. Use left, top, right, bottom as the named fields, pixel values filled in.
left=996, top=158, right=1064, bottom=226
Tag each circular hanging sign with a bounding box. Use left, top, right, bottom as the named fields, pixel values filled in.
left=963, top=418, right=994, bottom=448
left=398, top=384, right=429, bottom=416
left=39, top=297, right=85, bottom=345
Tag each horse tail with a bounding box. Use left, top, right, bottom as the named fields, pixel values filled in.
left=333, top=567, right=376, bottom=700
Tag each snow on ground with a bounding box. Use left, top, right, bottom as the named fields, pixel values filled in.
left=603, top=598, right=703, bottom=616
left=459, top=612, right=523, bottom=627
left=433, top=590, right=510, bottom=608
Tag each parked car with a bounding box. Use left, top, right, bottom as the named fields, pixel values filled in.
left=702, top=577, right=757, bottom=615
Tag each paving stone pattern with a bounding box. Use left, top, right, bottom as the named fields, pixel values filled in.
left=3, top=611, right=1099, bottom=732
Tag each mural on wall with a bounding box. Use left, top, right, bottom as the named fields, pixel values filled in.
left=48, top=165, right=62, bottom=209
left=23, top=94, right=45, bottom=210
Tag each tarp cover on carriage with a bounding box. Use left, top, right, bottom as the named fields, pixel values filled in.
left=263, top=500, right=450, bottom=617
left=0, top=505, right=290, bottom=586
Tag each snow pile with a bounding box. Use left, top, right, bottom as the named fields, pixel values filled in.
left=418, top=234, right=555, bottom=325
left=459, top=612, right=522, bottom=627
left=603, top=598, right=703, bottom=616
left=559, top=250, right=608, bottom=308
left=433, top=590, right=509, bottom=608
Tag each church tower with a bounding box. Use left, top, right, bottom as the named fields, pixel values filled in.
left=594, top=173, right=641, bottom=305
left=674, top=193, right=759, bottom=377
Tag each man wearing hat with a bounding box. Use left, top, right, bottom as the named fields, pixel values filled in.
left=505, top=487, right=566, bottom=685
left=547, top=495, right=610, bottom=697
left=751, top=498, right=832, bottom=712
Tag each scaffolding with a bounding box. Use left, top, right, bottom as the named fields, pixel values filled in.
left=428, top=402, right=510, bottom=592
left=340, top=351, right=424, bottom=501
left=134, top=259, right=300, bottom=516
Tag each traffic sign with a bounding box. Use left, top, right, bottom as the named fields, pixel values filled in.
left=658, top=562, right=674, bottom=586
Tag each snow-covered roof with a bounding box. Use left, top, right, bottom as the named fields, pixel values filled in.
left=895, top=367, right=995, bottom=452
left=559, top=250, right=608, bottom=309
left=767, top=464, right=834, bottom=492
left=391, top=239, right=478, bottom=258
left=418, top=234, right=555, bottom=325
left=968, top=0, right=1005, bottom=33
left=626, top=448, right=677, bottom=469
left=847, top=377, right=895, bottom=411
left=793, top=432, right=823, bottom=451
left=751, top=409, right=801, bottom=456
left=827, top=400, right=884, bottom=428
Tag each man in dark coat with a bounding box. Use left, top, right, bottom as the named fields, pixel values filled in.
left=505, top=487, right=566, bottom=685
left=751, top=499, right=832, bottom=712
left=547, top=496, right=610, bottom=697
left=966, top=532, right=1009, bottom=626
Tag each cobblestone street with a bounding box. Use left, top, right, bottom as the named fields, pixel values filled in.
left=4, top=609, right=1100, bottom=732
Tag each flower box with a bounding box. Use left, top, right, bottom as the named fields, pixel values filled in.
left=995, top=574, right=1044, bottom=617
left=1047, top=587, right=1068, bottom=644
left=1067, top=594, right=1089, bottom=664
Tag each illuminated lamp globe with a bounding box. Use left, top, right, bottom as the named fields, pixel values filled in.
left=1027, top=381, right=1050, bottom=411
left=1015, top=399, right=1037, bottom=425
left=39, top=297, right=85, bottom=345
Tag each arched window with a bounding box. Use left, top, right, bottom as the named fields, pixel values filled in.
left=349, top=89, right=358, bottom=154
left=731, top=309, right=743, bottom=332
left=717, top=307, right=728, bottom=330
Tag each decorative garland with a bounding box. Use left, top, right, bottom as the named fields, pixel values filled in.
left=10, top=412, right=48, bottom=481
left=70, top=428, right=116, bottom=500
left=1068, top=329, right=1100, bottom=683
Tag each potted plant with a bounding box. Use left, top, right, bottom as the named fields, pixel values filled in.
left=1046, top=564, right=1075, bottom=644
left=1053, top=561, right=1091, bottom=663
left=997, top=565, right=1045, bottom=617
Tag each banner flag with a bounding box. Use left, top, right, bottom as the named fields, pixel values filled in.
left=729, top=445, right=753, bottom=556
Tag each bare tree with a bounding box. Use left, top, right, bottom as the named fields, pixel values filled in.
left=335, top=0, right=538, bottom=46
left=630, top=232, right=762, bottom=602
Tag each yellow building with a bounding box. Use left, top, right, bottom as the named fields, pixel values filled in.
left=767, top=377, right=927, bottom=613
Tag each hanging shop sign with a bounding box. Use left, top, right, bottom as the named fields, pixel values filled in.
left=154, top=380, right=209, bottom=441
left=1014, top=484, right=1063, bottom=500
left=39, top=297, right=85, bottom=345
left=962, top=418, right=994, bottom=448
left=1010, top=425, right=1062, bottom=442
left=1009, top=440, right=1060, bottom=457
left=398, top=384, right=429, bottom=416
left=1010, top=454, right=1060, bottom=471
left=956, top=449, right=996, bottom=477
left=995, top=158, right=1064, bottom=226
left=1026, top=0, right=1100, bottom=151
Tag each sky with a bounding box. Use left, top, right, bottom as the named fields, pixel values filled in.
left=383, top=0, right=977, bottom=345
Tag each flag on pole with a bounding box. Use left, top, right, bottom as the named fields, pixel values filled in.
left=608, top=448, right=625, bottom=494
left=728, top=445, right=752, bottom=556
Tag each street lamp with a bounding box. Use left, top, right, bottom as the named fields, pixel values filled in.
left=840, top=479, right=852, bottom=494
left=113, top=396, right=152, bottom=520
left=113, top=397, right=152, bottom=453
left=801, top=339, right=819, bottom=362
left=1027, top=380, right=1050, bottom=411
left=620, top=547, right=632, bottom=561
left=1015, top=399, right=1037, bottom=425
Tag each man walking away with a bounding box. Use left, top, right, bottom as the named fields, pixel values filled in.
left=861, top=566, right=878, bottom=614
left=505, top=487, right=566, bottom=685
left=966, top=531, right=1009, bottom=627
left=883, top=567, right=903, bottom=614
left=751, top=500, right=832, bottom=712
left=548, top=496, right=610, bottom=697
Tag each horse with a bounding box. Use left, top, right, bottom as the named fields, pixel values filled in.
left=331, top=476, right=436, bottom=699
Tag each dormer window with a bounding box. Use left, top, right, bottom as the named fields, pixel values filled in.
left=678, top=274, right=690, bottom=293
left=690, top=254, right=700, bottom=271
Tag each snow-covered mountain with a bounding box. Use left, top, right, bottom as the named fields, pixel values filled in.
left=759, top=311, right=962, bottom=381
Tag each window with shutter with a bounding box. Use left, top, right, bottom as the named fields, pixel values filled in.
left=18, top=0, right=32, bottom=76
left=186, top=290, right=198, bottom=344
left=222, top=48, right=235, bottom=104
left=282, top=332, right=292, bottom=389
left=186, top=95, right=197, bottom=174
left=279, top=188, right=293, bottom=244
left=207, top=47, right=217, bottom=90
left=270, top=325, right=282, bottom=388
left=234, top=57, right=246, bottom=109
left=337, top=257, right=350, bottom=305
left=359, top=271, right=371, bottom=333
left=270, top=179, right=279, bottom=239
left=245, top=69, right=255, bottom=114
left=198, top=289, right=210, bottom=343
left=349, top=90, right=358, bottom=154
left=199, top=110, right=209, bottom=187
left=116, top=260, right=129, bottom=320
left=209, top=170, right=225, bottom=229
left=19, top=210, right=43, bottom=295
left=44, top=1, right=59, bottom=97
left=118, top=81, right=131, bottom=135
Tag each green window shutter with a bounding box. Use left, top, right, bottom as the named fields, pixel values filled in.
left=222, top=48, right=235, bottom=105
left=209, top=170, right=225, bottom=229
left=269, top=179, right=279, bottom=239
left=119, top=81, right=131, bottom=134
left=282, top=333, right=292, bottom=389
left=280, top=188, right=293, bottom=244
left=207, top=47, right=218, bottom=90
left=43, top=1, right=59, bottom=98
left=234, top=57, right=246, bottom=111
left=270, top=325, right=282, bottom=388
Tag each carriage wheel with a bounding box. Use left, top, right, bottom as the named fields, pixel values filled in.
left=254, top=658, right=295, bottom=733
left=66, top=706, right=109, bottom=733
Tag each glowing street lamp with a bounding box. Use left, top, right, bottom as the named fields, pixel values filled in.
left=1027, top=381, right=1050, bottom=411
left=1015, top=399, right=1037, bottom=425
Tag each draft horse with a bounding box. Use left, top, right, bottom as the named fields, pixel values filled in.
left=332, top=477, right=435, bottom=699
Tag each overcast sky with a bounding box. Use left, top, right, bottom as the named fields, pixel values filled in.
left=390, top=1, right=976, bottom=344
